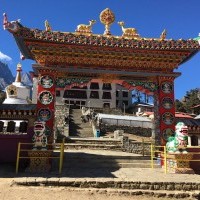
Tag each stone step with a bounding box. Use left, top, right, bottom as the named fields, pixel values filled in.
left=69, top=127, right=92, bottom=130
left=69, top=130, right=93, bottom=135
left=65, top=140, right=122, bottom=145
left=16, top=180, right=200, bottom=199
left=63, top=158, right=156, bottom=165
left=64, top=143, right=122, bottom=150
left=69, top=108, right=93, bottom=138
left=65, top=137, right=122, bottom=144
left=68, top=133, right=94, bottom=138
left=60, top=150, right=159, bottom=168
left=63, top=162, right=157, bottom=168
left=65, top=154, right=151, bottom=160
left=64, top=157, right=151, bottom=163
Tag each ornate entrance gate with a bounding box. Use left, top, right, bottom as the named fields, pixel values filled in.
left=4, top=9, right=200, bottom=146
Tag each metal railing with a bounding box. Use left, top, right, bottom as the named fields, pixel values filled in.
left=150, top=144, right=167, bottom=173
left=150, top=144, right=200, bottom=174
left=16, top=141, right=65, bottom=174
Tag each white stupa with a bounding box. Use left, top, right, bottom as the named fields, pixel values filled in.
left=3, top=63, right=31, bottom=104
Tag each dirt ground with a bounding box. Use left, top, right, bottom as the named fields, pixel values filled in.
left=0, top=178, right=177, bottom=200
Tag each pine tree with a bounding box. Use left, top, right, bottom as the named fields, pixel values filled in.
left=175, top=88, right=200, bottom=114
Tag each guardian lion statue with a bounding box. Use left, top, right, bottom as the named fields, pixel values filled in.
left=166, top=122, right=188, bottom=154
left=32, top=121, right=47, bottom=150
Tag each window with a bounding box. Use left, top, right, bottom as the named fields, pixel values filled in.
left=56, top=90, right=61, bottom=97
left=102, top=83, right=112, bottom=90
left=65, top=100, right=70, bottom=104
left=123, top=91, right=128, bottom=98
left=102, top=92, right=111, bottom=99
left=63, top=90, right=87, bottom=99
left=116, top=90, right=119, bottom=97
left=90, top=82, right=99, bottom=89
left=0, top=121, right=3, bottom=132
left=19, top=121, right=28, bottom=133
left=90, top=91, right=99, bottom=99
left=7, top=121, right=16, bottom=132
left=123, top=100, right=128, bottom=106
left=81, top=101, right=86, bottom=105
left=116, top=100, right=119, bottom=107
left=191, top=135, right=199, bottom=146
left=71, top=86, right=88, bottom=89
left=103, top=103, right=110, bottom=108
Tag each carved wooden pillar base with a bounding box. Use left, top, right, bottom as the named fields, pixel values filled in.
left=167, top=153, right=194, bottom=174
left=28, top=150, right=52, bottom=173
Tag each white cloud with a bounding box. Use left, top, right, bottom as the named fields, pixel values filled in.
left=0, top=51, right=12, bottom=62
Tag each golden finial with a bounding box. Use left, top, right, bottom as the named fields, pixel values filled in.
left=17, top=62, right=22, bottom=71
left=160, top=29, right=167, bottom=40
left=100, top=8, right=115, bottom=36
left=45, top=20, right=52, bottom=31
left=15, top=63, right=22, bottom=82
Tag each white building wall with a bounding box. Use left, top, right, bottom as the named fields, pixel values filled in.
left=56, top=81, right=134, bottom=109
left=116, top=84, right=132, bottom=109
left=17, top=86, right=30, bottom=100
left=55, top=90, right=64, bottom=105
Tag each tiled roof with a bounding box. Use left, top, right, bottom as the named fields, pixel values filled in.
left=175, top=112, right=193, bottom=119
left=0, top=104, right=36, bottom=110
left=175, top=118, right=200, bottom=127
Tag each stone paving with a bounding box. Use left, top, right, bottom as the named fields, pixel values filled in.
left=1, top=149, right=200, bottom=183
left=1, top=149, right=200, bottom=199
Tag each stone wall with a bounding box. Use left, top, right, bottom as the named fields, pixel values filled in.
left=100, top=123, right=152, bottom=137
left=122, top=136, right=151, bottom=155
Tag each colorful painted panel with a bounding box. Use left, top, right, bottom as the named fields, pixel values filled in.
left=40, top=75, right=54, bottom=88
left=162, top=97, right=173, bottom=109
left=162, top=112, right=174, bottom=125
left=38, top=91, right=53, bottom=105
left=162, top=128, right=174, bottom=141
left=161, top=82, right=173, bottom=94
left=38, top=108, right=52, bottom=122
left=126, top=81, right=158, bottom=92
left=55, top=77, right=66, bottom=88
left=55, top=77, right=90, bottom=88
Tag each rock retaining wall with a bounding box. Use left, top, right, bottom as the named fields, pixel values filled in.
left=100, top=124, right=151, bottom=137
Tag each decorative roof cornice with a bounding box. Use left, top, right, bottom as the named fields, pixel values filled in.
left=14, top=27, right=200, bottom=51
left=4, top=12, right=200, bottom=72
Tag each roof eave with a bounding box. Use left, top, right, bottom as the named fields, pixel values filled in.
left=13, top=35, right=34, bottom=60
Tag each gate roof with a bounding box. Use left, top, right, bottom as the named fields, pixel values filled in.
left=4, top=11, right=200, bottom=78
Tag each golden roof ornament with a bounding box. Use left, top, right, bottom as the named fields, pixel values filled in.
left=160, top=29, right=167, bottom=40
left=45, top=20, right=52, bottom=31
left=17, top=62, right=22, bottom=71
left=15, top=62, right=22, bottom=83
left=118, top=21, right=140, bottom=39
left=100, top=8, right=115, bottom=36
left=75, top=20, right=96, bottom=35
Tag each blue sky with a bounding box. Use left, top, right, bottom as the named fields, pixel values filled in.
left=1, top=0, right=200, bottom=100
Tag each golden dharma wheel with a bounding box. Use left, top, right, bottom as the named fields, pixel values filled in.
left=100, top=8, right=115, bottom=35
left=100, top=8, right=115, bottom=25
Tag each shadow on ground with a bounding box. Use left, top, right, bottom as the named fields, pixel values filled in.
left=0, top=151, right=119, bottom=178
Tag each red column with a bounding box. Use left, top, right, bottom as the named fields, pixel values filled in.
left=36, top=69, right=56, bottom=143
left=157, top=76, right=175, bottom=146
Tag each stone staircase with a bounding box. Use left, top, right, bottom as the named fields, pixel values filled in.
left=62, top=149, right=160, bottom=169
left=69, top=108, right=93, bottom=137
left=64, top=137, right=123, bottom=151
left=20, top=179, right=200, bottom=199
